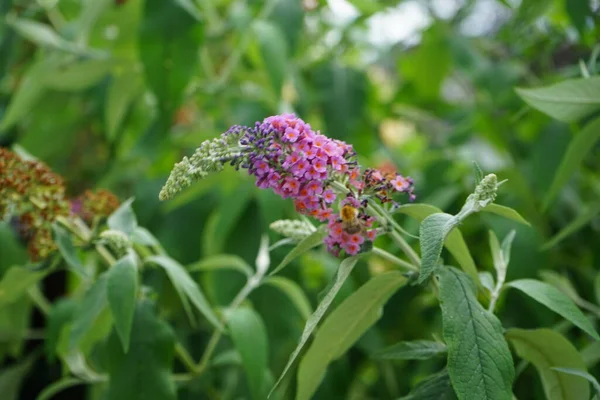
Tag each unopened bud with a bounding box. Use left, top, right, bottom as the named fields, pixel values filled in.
left=270, top=219, right=314, bottom=241
left=99, top=229, right=131, bottom=257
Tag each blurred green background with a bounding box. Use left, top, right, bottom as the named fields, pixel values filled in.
left=1, top=0, right=600, bottom=399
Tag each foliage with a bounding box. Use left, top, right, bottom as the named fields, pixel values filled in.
left=1, top=0, right=600, bottom=399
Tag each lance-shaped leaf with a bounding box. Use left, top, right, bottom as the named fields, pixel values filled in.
left=506, top=328, right=590, bottom=400
left=147, top=255, right=221, bottom=330
left=482, top=204, right=530, bottom=226
left=262, top=276, right=312, bottom=320
left=139, top=0, right=202, bottom=119
left=107, top=198, right=137, bottom=236
left=553, top=367, right=600, bottom=397
left=106, top=255, right=138, bottom=352
left=418, top=213, right=458, bottom=283
left=52, top=223, right=87, bottom=278
left=269, top=227, right=327, bottom=276
left=188, top=254, right=254, bottom=277
left=436, top=267, right=514, bottom=400
left=69, top=275, right=108, bottom=350
left=296, top=272, right=406, bottom=400
left=0, top=266, right=47, bottom=306
left=543, top=117, right=600, bottom=209
left=398, top=369, right=456, bottom=400
left=105, top=301, right=176, bottom=400
left=269, top=256, right=359, bottom=397
left=227, top=307, right=270, bottom=400
left=506, top=279, right=600, bottom=340
left=373, top=340, right=447, bottom=361
left=395, top=204, right=477, bottom=282
left=515, top=77, right=600, bottom=123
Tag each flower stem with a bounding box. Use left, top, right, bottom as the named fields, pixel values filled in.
left=372, top=247, right=418, bottom=272
left=175, top=343, right=199, bottom=374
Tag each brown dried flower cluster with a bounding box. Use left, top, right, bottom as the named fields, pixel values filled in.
left=0, top=147, right=70, bottom=260
left=0, top=148, right=121, bottom=260
left=72, top=189, right=120, bottom=223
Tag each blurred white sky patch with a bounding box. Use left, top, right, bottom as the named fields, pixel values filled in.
left=326, top=0, right=510, bottom=45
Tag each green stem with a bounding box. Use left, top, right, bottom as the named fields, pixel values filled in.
left=28, top=286, right=51, bottom=316
left=388, top=230, right=421, bottom=267
left=175, top=342, right=199, bottom=374
left=179, top=272, right=265, bottom=378
left=372, top=247, right=418, bottom=272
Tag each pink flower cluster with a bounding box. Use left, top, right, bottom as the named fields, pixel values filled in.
left=241, top=114, right=357, bottom=222
left=235, top=114, right=415, bottom=256
left=324, top=196, right=378, bottom=256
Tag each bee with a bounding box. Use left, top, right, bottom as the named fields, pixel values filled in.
left=340, top=204, right=367, bottom=235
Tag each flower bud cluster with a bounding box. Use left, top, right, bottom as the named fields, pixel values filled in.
left=159, top=131, right=244, bottom=201
left=269, top=219, right=315, bottom=241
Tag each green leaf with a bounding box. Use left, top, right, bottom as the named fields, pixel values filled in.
left=564, top=0, right=592, bottom=36
left=105, top=301, right=176, bottom=400
left=107, top=198, right=138, bottom=236
left=552, top=367, right=600, bottom=396
left=69, top=275, right=108, bottom=349
left=516, top=77, right=600, bottom=122
left=0, top=266, right=47, bottom=306
left=418, top=213, right=458, bottom=283
left=106, top=255, right=138, bottom=352
left=482, top=204, right=531, bottom=226
left=269, top=0, right=304, bottom=54
left=543, top=117, right=600, bottom=209
left=372, top=340, right=447, bottom=361
left=253, top=20, right=288, bottom=98
left=436, top=267, right=514, bottom=400
left=595, top=273, right=600, bottom=306
left=506, top=328, right=590, bottom=400
left=40, top=59, right=113, bottom=91
left=6, top=16, right=78, bottom=54
left=541, top=204, right=600, bottom=250
left=139, top=0, right=202, bottom=118
left=399, top=24, right=451, bottom=100
left=582, top=341, right=600, bottom=367
left=297, top=271, right=405, bottom=400
left=36, top=378, right=86, bottom=400
left=479, top=271, right=495, bottom=293
left=269, top=256, right=359, bottom=397
left=489, top=231, right=504, bottom=282
left=398, top=369, right=457, bottom=400
left=52, top=223, right=87, bottom=278
left=45, top=298, right=76, bottom=361
left=0, top=61, right=46, bottom=133
left=105, top=70, right=143, bottom=141
left=0, top=223, right=28, bottom=271
left=227, top=307, right=270, bottom=400
left=188, top=254, right=254, bottom=277
left=131, top=227, right=161, bottom=248
left=147, top=255, right=222, bottom=331
left=501, top=230, right=517, bottom=266
left=262, top=276, right=312, bottom=320
left=0, top=353, right=37, bottom=400
left=395, top=204, right=477, bottom=283
left=269, top=227, right=327, bottom=276
left=310, top=63, right=367, bottom=139
left=76, top=0, right=113, bottom=43
left=507, top=279, right=600, bottom=339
